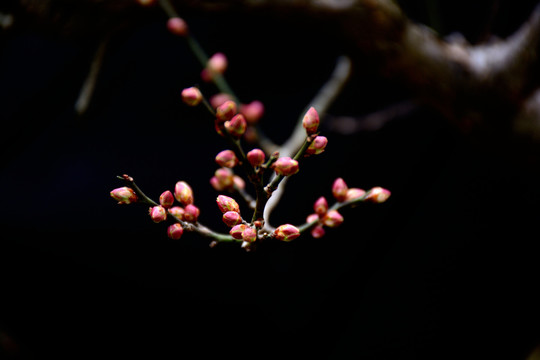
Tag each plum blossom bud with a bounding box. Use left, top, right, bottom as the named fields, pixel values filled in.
left=247, top=148, right=265, bottom=167
left=242, top=227, right=257, bottom=243
left=149, top=205, right=167, bottom=223
left=225, top=114, right=247, bottom=138
left=313, top=196, right=328, bottom=215
left=311, top=225, right=325, bottom=239
left=207, top=52, right=228, bottom=74
left=306, top=136, right=328, bottom=155
left=214, top=167, right=234, bottom=189
left=174, top=181, right=194, bottom=205
left=215, top=150, right=238, bottom=168
left=274, top=224, right=301, bottom=242
left=167, top=17, right=188, bottom=36
left=210, top=93, right=233, bottom=108
left=181, top=87, right=202, bottom=106
left=222, top=211, right=242, bottom=227
left=167, top=223, right=184, bottom=240
left=230, top=224, right=248, bottom=239
left=273, top=157, right=299, bottom=176
left=240, top=100, right=265, bottom=124
left=365, top=187, right=391, bottom=203
left=322, top=210, right=344, bottom=228
left=302, top=107, right=320, bottom=135
left=110, top=187, right=137, bottom=204
left=168, top=206, right=185, bottom=220
left=183, top=204, right=200, bottom=223
left=233, top=175, right=245, bottom=190
left=216, top=195, right=240, bottom=214
left=332, top=178, right=348, bottom=202
left=216, top=100, right=237, bottom=122
left=159, top=190, right=174, bottom=208
left=306, top=213, right=319, bottom=223
left=345, top=188, right=366, bottom=201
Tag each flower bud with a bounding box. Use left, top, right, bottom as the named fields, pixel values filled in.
left=168, top=206, right=185, bottom=220
left=181, top=87, right=202, bottom=106
left=174, top=181, right=194, bottom=205
left=322, top=210, right=344, bottom=228
left=183, top=204, right=200, bottom=223
left=222, top=211, right=242, bottom=227
left=216, top=195, right=240, bottom=213
left=216, top=100, right=237, bottom=122
left=215, top=150, right=238, bottom=168
left=345, top=188, right=366, bottom=201
left=214, top=167, right=234, bottom=189
left=110, top=187, right=138, bottom=204
left=240, top=100, right=264, bottom=124
left=230, top=224, right=248, bottom=239
left=159, top=190, right=175, bottom=208
left=311, top=225, right=325, bottom=239
left=306, top=213, right=319, bottom=223
left=210, top=93, right=233, bottom=108
left=273, top=157, right=299, bottom=176
left=302, top=107, right=320, bottom=135
left=247, top=148, right=265, bottom=167
left=233, top=175, right=245, bottom=191
left=167, top=223, right=184, bottom=240
left=210, top=176, right=224, bottom=191
left=149, top=205, right=167, bottom=223
left=365, top=187, right=391, bottom=203
left=167, top=17, right=188, bottom=36
left=207, top=52, right=228, bottom=74
left=306, top=136, right=328, bottom=155
left=332, top=178, right=348, bottom=202
left=225, top=114, right=247, bottom=138
left=274, top=224, right=301, bottom=242
left=242, top=227, right=257, bottom=243
left=313, top=196, right=328, bottom=215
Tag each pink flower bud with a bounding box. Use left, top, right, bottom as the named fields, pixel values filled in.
left=216, top=100, right=237, bottom=122
left=247, top=148, right=265, bottom=167
left=313, top=196, right=329, bottom=215
left=210, top=93, right=233, bottom=108
left=306, top=136, right=328, bottom=155
left=159, top=190, right=174, bottom=208
left=365, top=187, right=391, bottom=203
left=322, top=210, right=344, bottom=228
left=181, top=87, right=202, bottom=106
left=242, top=227, right=257, bottom=243
left=167, top=223, right=184, bottom=240
left=230, top=224, right=248, bottom=239
left=216, top=195, right=240, bottom=214
left=240, top=100, right=264, bottom=124
left=225, top=114, right=247, bottom=138
left=222, top=211, right=242, bottom=227
left=214, top=167, right=234, bottom=189
left=273, top=157, right=299, bottom=176
left=168, top=206, right=185, bottom=220
left=167, top=17, right=188, bottom=36
left=110, top=187, right=138, bottom=204
left=183, top=204, right=200, bottom=223
left=345, top=188, right=366, bottom=201
left=207, top=52, right=228, bottom=74
left=149, top=205, right=167, bottom=223
left=215, top=150, right=238, bottom=168
left=302, top=107, right=320, bottom=135
left=311, top=225, right=325, bottom=239
left=233, top=175, right=245, bottom=190
left=332, top=178, right=348, bottom=202
left=306, top=213, right=319, bottom=223
left=174, top=181, right=194, bottom=205
left=274, top=224, right=301, bottom=242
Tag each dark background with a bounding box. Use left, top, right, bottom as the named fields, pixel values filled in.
left=1, top=1, right=540, bottom=358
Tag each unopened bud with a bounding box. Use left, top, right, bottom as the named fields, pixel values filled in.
left=222, top=211, right=242, bottom=227
left=168, top=206, right=185, bottom=220
left=167, top=17, right=188, bottom=36
left=230, top=224, right=248, bottom=239
left=322, top=210, right=344, bottom=228
left=210, top=93, right=233, bottom=108
left=207, top=52, right=228, bottom=74
left=247, top=148, right=265, bottom=167
left=167, top=223, right=184, bottom=240
left=216, top=100, right=237, bottom=122
left=242, top=227, right=257, bottom=243
left=273, top=157, right=299, bottom=176
left=149, top=205, right=167, bottom=223
left=159, top=190, right=174, bottom=208
left=302, top=107, right=320, bottom=135
left=181, top=87, right=202, bottom=106
left=183, top=204, right=200, bottom=223
left=215, top=150, right=238, bottom=168
left=313, top=196, right=328, bottom=215
left=225, top=114, right=247, bottom=138
left=233, top=175, right=245, bottom=191
left=332, top=178, right=348, bottom=202
left=306, top=136, right=328, bottom=155
left=214, top=167, right=234, bottom=189
left=110, top=187, right=138, bottom=204
left=365, top=187, right=391, bottom=203
left=311, top=225, right=325, bottom=239
left=240, top=100, right=264, bottom=124
left=274, top=224, right=301, bottom=242
left=306, top=213, right=319, bottom=223
left=216, top=195, right=240, bottom=213
left=345, top=188, right=366, bottom=201
left=174, top=181, right=194, bottom=205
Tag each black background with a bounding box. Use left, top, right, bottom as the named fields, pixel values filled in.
left=1, top=1, right=540, bottom=358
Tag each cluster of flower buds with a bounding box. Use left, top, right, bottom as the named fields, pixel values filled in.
left=216, top=195, right=257, bottom=246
